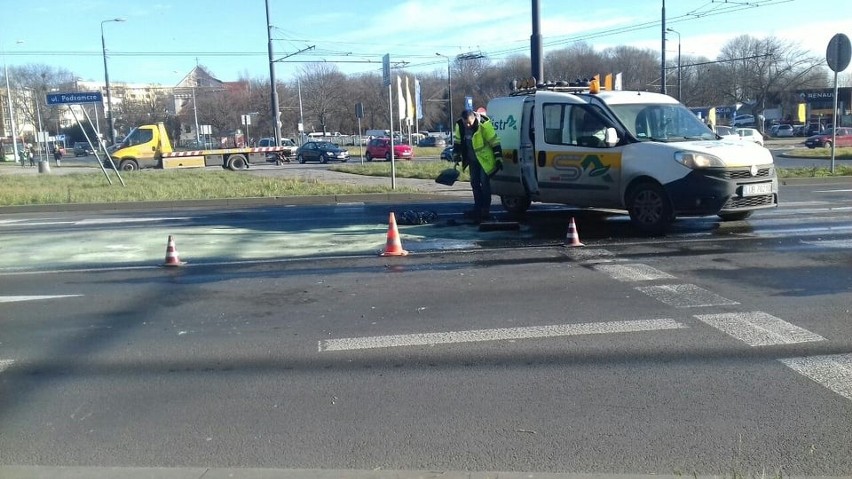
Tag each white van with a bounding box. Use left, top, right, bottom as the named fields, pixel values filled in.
left=486, top=82, right=778, bottom=234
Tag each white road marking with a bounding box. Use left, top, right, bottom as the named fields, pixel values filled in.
left=780, top=354, right=852, bottom=401
left=318, top=318, right=686, bottom=352
left=695, top=311, right=825, bottom=346
left=594, top=263, right=675, bottom=282
left=635, top=284, right=739, bottom=308
left=0, top=359, right=14, bottom=373
left=802, top=239, right=852, bottom=249
left=76, top=217, right=189, bottom=225
left=0, top=295, right=82, bottom=303
left=813, top=189, right=852, bottom=193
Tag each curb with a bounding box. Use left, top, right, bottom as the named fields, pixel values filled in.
left=0, top=467, right=840, bottom=479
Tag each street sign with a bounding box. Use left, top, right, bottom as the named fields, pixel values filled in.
left=826, top=33, right=851, bottom=73
left=241, top=114, right=251, bottom=126
left=45, top=91, right=103, bottom=105
left=382, top=54, right=391, bottom=87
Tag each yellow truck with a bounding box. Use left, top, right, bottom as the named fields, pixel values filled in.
left=108, top=122, right=293, bottom=171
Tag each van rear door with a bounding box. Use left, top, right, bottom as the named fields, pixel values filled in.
left=519, top=96, right=539, bottom=197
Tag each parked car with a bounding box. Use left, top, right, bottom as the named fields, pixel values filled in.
left=365, top=137, right=414, bottom=161
left=440, top=146, right=454, bottom=161
left=806, top=123, right=824, bottom=136
left=732, top=114, right=755, bottom=127
left=418, top=136, right=446, bottom=147
left=775, top=124, right=794, bottom=137
left=73, top=142, right=94, bottom=156
left=804, top=127, right=852, bottom=149
left=714, top=125, right=739, bottom=140
left=736, top=127, right=764, bottom=146
left=769, top=124, right=781, bottom=137
left=294, top=141, right=350, bottom=163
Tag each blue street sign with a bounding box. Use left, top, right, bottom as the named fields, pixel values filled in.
left=46, top=91, right=103, bottom=105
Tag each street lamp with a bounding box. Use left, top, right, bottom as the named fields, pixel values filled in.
left=435, top=53, right=453, bottom=133
left=101, top=17, right=125, bottom=145
left=666, top=27, right=682, bottom=101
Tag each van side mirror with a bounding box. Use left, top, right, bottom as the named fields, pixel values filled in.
left=605, top=127, right=619, bottom=147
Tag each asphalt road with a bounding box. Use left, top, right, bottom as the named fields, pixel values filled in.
left=1, top=178, right=851, bottom=478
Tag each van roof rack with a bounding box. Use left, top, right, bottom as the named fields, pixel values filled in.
left=509, top=78, right=603, bottom=96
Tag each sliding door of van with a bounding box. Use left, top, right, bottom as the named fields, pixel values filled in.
left=534, top=91, right=622, bottom=207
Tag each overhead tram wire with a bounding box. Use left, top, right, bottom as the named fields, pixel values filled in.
left=10, top=0, right=795, bottom=68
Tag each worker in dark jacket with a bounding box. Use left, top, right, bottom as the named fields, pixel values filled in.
left=453, top=109, right=503, bottom=221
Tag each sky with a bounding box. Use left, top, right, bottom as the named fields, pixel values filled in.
left=1, top=0, right=850, bottom=86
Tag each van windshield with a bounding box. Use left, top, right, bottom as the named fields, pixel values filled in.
left=609, top=103, right=716, bottom=142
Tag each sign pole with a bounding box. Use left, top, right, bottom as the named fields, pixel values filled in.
left=382, top=54, right=395, bottom=190
left=826, top=33, right=851, bottom=174
left=831, top=71, right=838, bottom=173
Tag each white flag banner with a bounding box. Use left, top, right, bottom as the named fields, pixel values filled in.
left=397, top=76, right=405, bottom=120
left=614, top=72, right=623, bottom=91
left=415, top=78, right=423, bottom=120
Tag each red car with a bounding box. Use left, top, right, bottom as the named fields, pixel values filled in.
left=365, top=137, right=414, bottom=161
left=804, top=127, right=852, bottom=149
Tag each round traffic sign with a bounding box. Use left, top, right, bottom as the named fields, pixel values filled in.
left=826, top=33, right=851, bottom=73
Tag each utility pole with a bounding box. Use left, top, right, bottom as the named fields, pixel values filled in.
left=531, top=0, right=543, bottom=83
left=265, top=0, right=281, bottom=145
left=661, top=0, right=667, bottom=95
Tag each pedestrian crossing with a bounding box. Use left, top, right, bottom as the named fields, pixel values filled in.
left=317, top=245, right=852, bottom=405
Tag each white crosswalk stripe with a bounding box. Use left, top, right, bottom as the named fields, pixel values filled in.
left=636, top=284, right=739, bottom=308
left=781, top=354, right=852, bottom=401
left=0, top=359, right=15, bottom=374
left=594, top=263, right=675, bottom=282
left=319, top=318, right=687, bottom=352
left=695, top=311, right=825, bottom=346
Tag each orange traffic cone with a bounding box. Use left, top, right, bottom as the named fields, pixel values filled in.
left=163, top=235, right=185, bottom=266
left=380, top=212, right=409, bottom=256
left=564, top=217, right=585, bottom=247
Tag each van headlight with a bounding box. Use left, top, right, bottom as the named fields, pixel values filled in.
left=675, top=151, right=725, bottom=169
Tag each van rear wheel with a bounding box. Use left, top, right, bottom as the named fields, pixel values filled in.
left=627, top=181, right=673, bottom=235
left=500, top=195, right=531, bottom=214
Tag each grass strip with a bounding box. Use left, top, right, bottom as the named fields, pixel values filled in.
left=0, top=169, right=404, bottom=206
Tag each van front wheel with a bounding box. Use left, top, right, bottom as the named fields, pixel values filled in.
left=500, top=195, right=531, bottom=214
left=627, top=182, right=673, bottom=235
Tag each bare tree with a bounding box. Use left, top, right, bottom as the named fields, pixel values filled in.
left=716, top=35, right=825, bottom=130
left=604, top=46, right=660, bottom=91
left=297, top=63, right=348, bottom=135
left=4, top=64, right=76, bottom=139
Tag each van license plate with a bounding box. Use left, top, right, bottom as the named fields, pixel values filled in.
left=742, top=182, right=772, bottom=196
